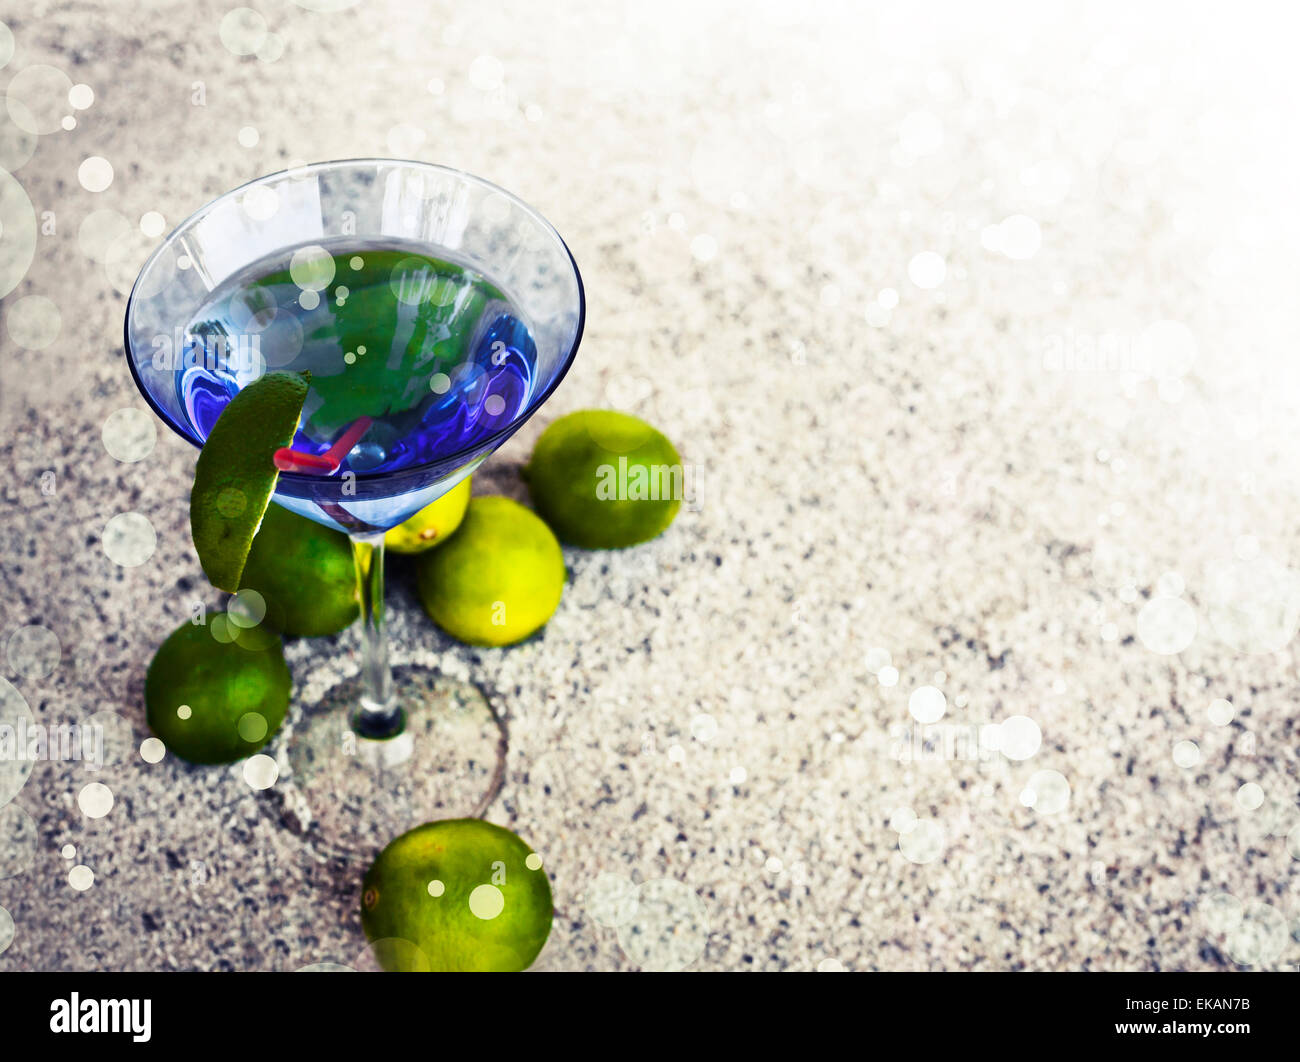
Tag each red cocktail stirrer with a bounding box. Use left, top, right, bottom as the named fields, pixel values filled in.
left=274, top=416, right=373, bottom=474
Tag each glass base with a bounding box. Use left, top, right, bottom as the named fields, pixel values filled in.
left=273, top=665, right=507, bottom=862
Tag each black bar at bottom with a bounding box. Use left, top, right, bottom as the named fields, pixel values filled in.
left=0, top=970, right=1283, bottom=1048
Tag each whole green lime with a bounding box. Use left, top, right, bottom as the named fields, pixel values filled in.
left=523, top=409, right=684, bottom=548
left=237, top=503, right=359, bottom=636
left=384, top=476, right=471, bottom=554
left=415, top=496, right=564, bottom=646
left=145, top=616, right=291, bottom=764
left=361, top=819, right=553, bottom=972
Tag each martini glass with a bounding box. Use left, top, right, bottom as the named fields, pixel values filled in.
left=123, top=159, right=583, bottom=858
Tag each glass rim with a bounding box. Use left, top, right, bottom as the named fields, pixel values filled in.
left=121, top=157, right=585, bottom=485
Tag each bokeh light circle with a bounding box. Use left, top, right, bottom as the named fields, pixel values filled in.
left=1206, top=556, right=1300, bottom=655
left=6, top=624, right=59, bottom=678
left=6, top=64, right=75, bottom=134
left=1024, top=769, right=1071, bottom=814
left=78, top=782, right=114, bottom=819
left=898, top=818, right=945, bottom=864
left=999, top=715, right=1042, bottom=760
left=908, top=251, right=946, bottom=289
left=258, top=310, right=305, bottom=368
left=102, top=407, right=157, bottom=462
left=468, top=883, right=504, bottom=920
left=256, top=33, right=285, bottom=63
left=1207, top=698, right=1234, bottom=726
left=289, top=244, right=334, bottom=290
left=0, top=678, right=34, bottom=807
left=219, top=8, right=268, bottom=56
left=140, top=211, right=166, bottom=237
left=0, top=168, right=38, bottom=298
left=890, top=807, right=918, bottom=833
left=615, top=878, right=709, bottom=971
left=77, top=156, right=114, bottom=192
left=102, top=512, right=157, bottom=567
left=1287, top=822, right=1300, bottom=860
left=1225, top=901, right=1287, bottom=966
left=998, top=214, right=1042, bottom=260
left=1235, top=782, right=1264, bottom=811
left=907, top=685, right=946, bottom=723
left=4, top=294, right=61, bottom=349
left=1136, top=596, right=1197, bottom=655
left=227, top=588, right=267, bottom=628
left=469, top=55, right=505, bottom=91
left=237, top=712, right=268, bottom=743
left=1199, top=891, right=1243, bottom=935
left=243, top=754, right=278, bottom=790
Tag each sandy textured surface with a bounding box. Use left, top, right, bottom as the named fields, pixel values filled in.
left=1, top=0, right=1299, bottom=971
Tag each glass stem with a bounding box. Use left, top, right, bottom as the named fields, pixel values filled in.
left=350, top=531, right=400, bottom=737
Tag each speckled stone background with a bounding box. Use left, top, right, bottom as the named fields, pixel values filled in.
left=1, top=0, right=1299, bottom=971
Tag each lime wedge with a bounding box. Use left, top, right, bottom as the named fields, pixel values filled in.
left=190, top=371, right=310, bottom=592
